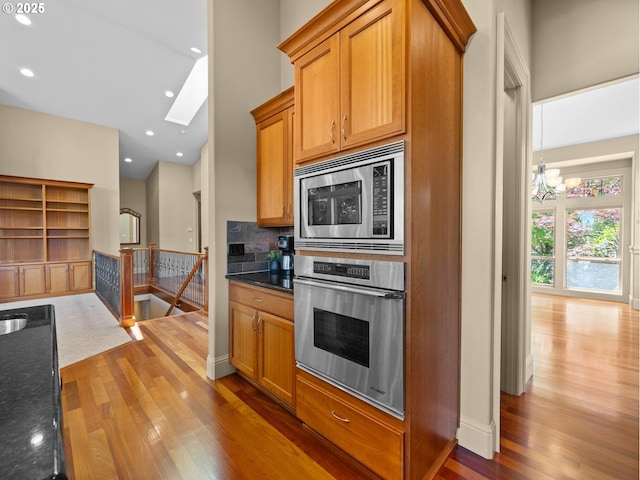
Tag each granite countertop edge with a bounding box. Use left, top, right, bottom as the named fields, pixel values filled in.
left=226, top=271, right=294, bottom=294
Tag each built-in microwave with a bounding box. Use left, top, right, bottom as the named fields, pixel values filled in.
left=294, top=141, right=404, bottom=255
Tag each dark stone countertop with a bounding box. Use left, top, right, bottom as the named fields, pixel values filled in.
left=226, top=271, right=294, bottom=294
left=0, top=304, right=67, bottom=480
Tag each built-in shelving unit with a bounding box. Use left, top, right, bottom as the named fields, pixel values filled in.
left=0, top=175, right=94, bottom=301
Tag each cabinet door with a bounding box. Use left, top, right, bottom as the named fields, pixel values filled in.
left=20, top=264, right=46, bottom=296
left=0, top=266, right=19, bottom=299
left=229, top=301, right=258, bottom=380
left=294, top=34, right=341, bottom=162
left=47, top=263, right=69, bottom=294
left=340, top=0, right=404, bottom=149
left=256, top=108, right=293, bottom=226
left=257, top=311, right=295, bottom=407
left=69, top=261, right=92, bottom=291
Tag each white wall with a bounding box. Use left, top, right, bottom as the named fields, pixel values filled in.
left=0, top=104, right=120, bottom=255
left=119, top=177, right=147, bottom=247
left=158, top=161, right=197, bottom=252
left=207, top=0, right=282, bottom=378
left=279, top=0, right=330, bottom=89
left=532, top=0, right=640, bottom=101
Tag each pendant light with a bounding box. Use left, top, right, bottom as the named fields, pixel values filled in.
left=531, top=104, right=580, bottom=204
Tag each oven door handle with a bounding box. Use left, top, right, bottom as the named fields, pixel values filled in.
left=293, top=277, right=405, bottom=299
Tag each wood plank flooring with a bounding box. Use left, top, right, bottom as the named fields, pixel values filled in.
left=61, top=295, right=639, bottom=479
left=437, top=294, right=639, bottom=480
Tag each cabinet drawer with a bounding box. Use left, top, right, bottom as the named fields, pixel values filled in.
left=296, top=373, right=403, bottom=479
left=228, top=282, right=293, bottom=320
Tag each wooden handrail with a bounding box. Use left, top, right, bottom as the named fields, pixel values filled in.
left=164, top=255, right=205, bottom=316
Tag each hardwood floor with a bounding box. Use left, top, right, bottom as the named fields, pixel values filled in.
left=437, top=294, right=639, bottom=480
left=61, top=295, right=639, bottom=479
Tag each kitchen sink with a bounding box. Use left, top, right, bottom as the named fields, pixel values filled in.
left=0, top=313, right=28, bottom=335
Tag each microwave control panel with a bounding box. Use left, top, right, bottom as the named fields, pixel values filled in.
left=372, top=162, right=391, bottom=237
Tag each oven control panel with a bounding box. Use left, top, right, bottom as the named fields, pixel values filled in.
left=313, top=261, right=370, bottom=280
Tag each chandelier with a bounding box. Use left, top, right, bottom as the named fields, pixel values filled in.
left=531, top=104, right=580, bottom=204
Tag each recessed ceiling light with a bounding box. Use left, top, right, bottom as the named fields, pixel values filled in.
left=20, top=68, right=34, bottom=77
left=145, top=130, right=154, bottom=136
left=124, top=157, right=132, bottom=163
left=165, top=90, right=174, bottom=98
left=15, top=14, right=31, bottom=25
left=179, top=130, right=186, bottom=135
left=190, top=47, right=202, bottom=54
left=176, top=152, right=183, bottom=157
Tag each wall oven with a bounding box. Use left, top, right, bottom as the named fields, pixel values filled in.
left=294, top=255, right=405, bottom=418
left=294, top=141, right=404, bottom=255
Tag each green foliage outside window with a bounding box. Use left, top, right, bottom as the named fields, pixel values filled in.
left=566, top=209, right=620, bottom=259
left=531, top=211, right=554, bottom=285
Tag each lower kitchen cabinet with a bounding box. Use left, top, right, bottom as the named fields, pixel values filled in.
left=296, top=369, right=404, bottom=480
left=228, top=282, right=295, bottom=408
left=0, top=264, right=46, bottom=299
left=0, top=261, right=92, bottom=302
left=47, top=263, right=69, bottom=294
left=68, top=261, right=92, bottom=291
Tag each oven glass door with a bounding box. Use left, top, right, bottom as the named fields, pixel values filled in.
left=294, top=277, right=405, bottom=418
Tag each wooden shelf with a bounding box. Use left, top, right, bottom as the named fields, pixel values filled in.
left=0, top=175, right=93, bottom=287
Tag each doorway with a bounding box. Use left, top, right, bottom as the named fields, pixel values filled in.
left=493, top=12, right=533, bottom=453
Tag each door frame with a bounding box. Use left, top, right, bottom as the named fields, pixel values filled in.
left=492, top=12, right=533, bottom=452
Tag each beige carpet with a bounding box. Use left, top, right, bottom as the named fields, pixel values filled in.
left=0, top=293, right=132, bottom=368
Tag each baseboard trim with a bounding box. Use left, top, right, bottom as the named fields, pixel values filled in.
left=207, top=354, right=234, bottom=379
left=526, top=353, right=534, bottom=382
left=457, top=417, right=496, bottom=459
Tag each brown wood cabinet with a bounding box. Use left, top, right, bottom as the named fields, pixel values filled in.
left=251, top=87, right=295, bottom=226
left=279, top=0, right=476, bottom=478
left=228, top=281, right=295, bottom=408
left=287, top=0, right=404, bottom=163
left=0, top=175, right=93, bottom=302
left=297, top=369, right=404, bottom=479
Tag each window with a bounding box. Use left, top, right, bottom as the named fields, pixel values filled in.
left=531, top=169, right=630, bottom=301
left=531, top=211, right=555, bottom=286
left=566, top=208, right=621, bottom=292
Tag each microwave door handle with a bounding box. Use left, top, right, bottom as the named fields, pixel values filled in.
left=293, top=277, right=405, bottom=299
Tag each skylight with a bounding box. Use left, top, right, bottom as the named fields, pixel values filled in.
left=533, top=77, right=639, bottom=151
left=165, top=56, right=208, bottom=127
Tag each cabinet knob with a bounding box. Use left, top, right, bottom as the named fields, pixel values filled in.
left=341, top=115, right=347, bottom=140
left=329, top=120, right=336, bottom=144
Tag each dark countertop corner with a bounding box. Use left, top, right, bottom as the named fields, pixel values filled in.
left=226, top=271, right=294, bottom=294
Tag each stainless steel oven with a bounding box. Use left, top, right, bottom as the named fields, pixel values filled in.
left=293, top=255, right=405, bottom=418
left=294, top=141, right=404, bottom=255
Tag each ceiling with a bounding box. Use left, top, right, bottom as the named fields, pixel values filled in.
left=0, top=0, right=208, bottom=180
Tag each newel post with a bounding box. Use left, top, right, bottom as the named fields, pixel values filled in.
left=119, top=248, right=136, bottom=328
left=148, top=242, right=157, bottom=285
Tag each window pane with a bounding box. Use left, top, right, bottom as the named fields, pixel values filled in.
left=566, top=260, right=619, bottom=292
left=531, top=211, right=555, bottom=285
left=566, top=209, right=620, bottom=258
left=531, top=259, right=554, bottom=285
left=566, top=209, right=621, bottom=293
left=566, top=176, right=622, bottom=198
left=531, top=211, right=555, bottom=256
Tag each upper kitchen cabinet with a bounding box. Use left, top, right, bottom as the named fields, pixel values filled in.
left=251, top=87, right=294, bottom=226
left=281, top=0, right=404, bottom=164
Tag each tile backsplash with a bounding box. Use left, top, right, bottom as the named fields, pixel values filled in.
left=226, top=221, right=294, bottom=274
